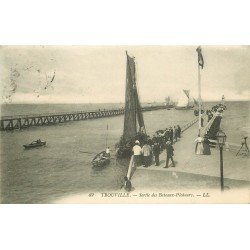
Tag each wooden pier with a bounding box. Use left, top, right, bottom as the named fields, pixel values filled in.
left=0, top=105, right=166, bottom=131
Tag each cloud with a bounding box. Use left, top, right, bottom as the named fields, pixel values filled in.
left=0, top=46, right=249, bottom=104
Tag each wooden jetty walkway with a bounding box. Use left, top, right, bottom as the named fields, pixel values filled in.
left=0, top=105, right=166, bottom=131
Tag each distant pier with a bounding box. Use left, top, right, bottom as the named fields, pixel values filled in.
left=0, top=105, right=166, bottom=131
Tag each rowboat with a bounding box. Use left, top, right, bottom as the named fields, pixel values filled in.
left=91, top=151, right=110, bottom=168
left=23, top=140, right=46, bottom=149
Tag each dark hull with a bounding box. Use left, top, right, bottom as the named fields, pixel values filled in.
left=23, top=142, right=46, bottom=149
left=92, top=159, right=110, bottom=168
left=92, top=151, right=111, bottom=168
left=115, top=147, right=132, bottom=159
left=165, top=105, right=174, bottom=109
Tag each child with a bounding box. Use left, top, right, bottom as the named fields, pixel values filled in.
left=122, top=176, right=132, bottom=192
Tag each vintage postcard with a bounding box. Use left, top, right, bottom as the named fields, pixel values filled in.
left=0, top=45, right=249, bottom=204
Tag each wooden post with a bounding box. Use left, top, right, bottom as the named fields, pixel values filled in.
left=0, top=120, right=4, bottom=131
left=10, top=119, right=14, bottom=130
left=219, top=145, right=224, bottom=191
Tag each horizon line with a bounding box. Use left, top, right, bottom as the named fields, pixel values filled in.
left=1, top=99, right=249, bottom=105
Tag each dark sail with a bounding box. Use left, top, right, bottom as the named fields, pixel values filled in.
left=117, top=52, right=146, bottom=158
left=183, top=89, right=190, bottom=99
left=123, top=52, right=145, bottom=141
left=182, top=89, right=189, bottom=106
left=193, top=97, right=199, bottom=106
left=135, top=87, right=145, bottom=132
left=123, top=52, right=137, bottom=141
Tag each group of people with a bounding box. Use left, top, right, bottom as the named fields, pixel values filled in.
left=206, top=103, right=227, bottom=121
left=211, top=103, right=226, bottom=113
left=131, top=124, right=182, bottom=169
left=152, top=125, right=182, bottom=150
left=195, top=103, right=227, bottom=155
left=122, top=103, right=228, bottom=191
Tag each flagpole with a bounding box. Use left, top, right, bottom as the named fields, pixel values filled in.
left=105, top=124, right=108, bottom=148
left=198, top=60, right=202, bottom=136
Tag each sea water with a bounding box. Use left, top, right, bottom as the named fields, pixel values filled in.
left=0, top=101, right=249, bottom=203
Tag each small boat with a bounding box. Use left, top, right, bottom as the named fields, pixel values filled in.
left=175, top=90, right=195, bottom=110
left=23, top=140, right=46, bottom=149
left=91, top=151, right=110, bottom=168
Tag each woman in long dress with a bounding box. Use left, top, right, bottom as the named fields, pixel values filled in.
left=203, top=135, right=211, bottom=155
left=195, top=135, right=204, bottom=155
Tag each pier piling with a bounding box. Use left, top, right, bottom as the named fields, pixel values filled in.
left=0, top=105, right=166, bottom=131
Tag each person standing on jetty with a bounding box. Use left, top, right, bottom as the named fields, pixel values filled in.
left=152, top=142, right=160, bottom=166
left=164, top=128, right=170, bottom=142
left=142, top=141, right=152, bottom=167
left=195, top=135, right=204, bottom=155
left=207, top=111, right=213, bottom=122
left=164, top=141, right=175, bottom=168
left=105, top=147, right=110, bottom=157
left=132, top=140, right=142, bottom=167
left=203, top=135, right=211, bottom=155
left=174, top=126, right=178, bottom=142
left=169, top=127, right=174, bottom=144
left=123, top=176, right=132, bottom=192
left=177, top=125, right=181, bottom=138
left=201, top=117, right=204, bottom=127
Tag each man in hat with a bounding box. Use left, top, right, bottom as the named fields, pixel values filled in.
left=174, top=126, right=178, bottom=142
left=177, top=125, right=181, bottom=138
left=164, top=140, right=175, bottom=168
left=152, top=142, right=160, bottom=166
left=132, top=140, right=142, bottom=167
left=164, top=128, right=170, bottom=142
left=169, top=127, right=174, bottom=144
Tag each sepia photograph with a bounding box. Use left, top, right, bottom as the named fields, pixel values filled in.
left=0, top=45, right=249, bottom=204
left=1, top=1, right=250, bottom=250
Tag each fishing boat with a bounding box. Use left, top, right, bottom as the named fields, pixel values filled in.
left=175, top=89, right=195, bottom=110
left=91, top=125, right=111, bottom=167
left=116, top=51, right=147, bottom=158
left=23, top=139, right=46, bottom=149
left=91, top=151, right=111, bottom=168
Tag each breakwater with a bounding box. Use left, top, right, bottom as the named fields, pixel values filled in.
left=0, top=105, right=166, bottom=131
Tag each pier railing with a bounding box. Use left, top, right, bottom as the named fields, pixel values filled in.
left=181, top=113, right=208, bottom=133
left=181, top=117, right=199, bottom=132
left=0, top=105, right=166, bottom=131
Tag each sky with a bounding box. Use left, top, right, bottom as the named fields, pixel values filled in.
left=0, top=45, right=249, bottom=104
